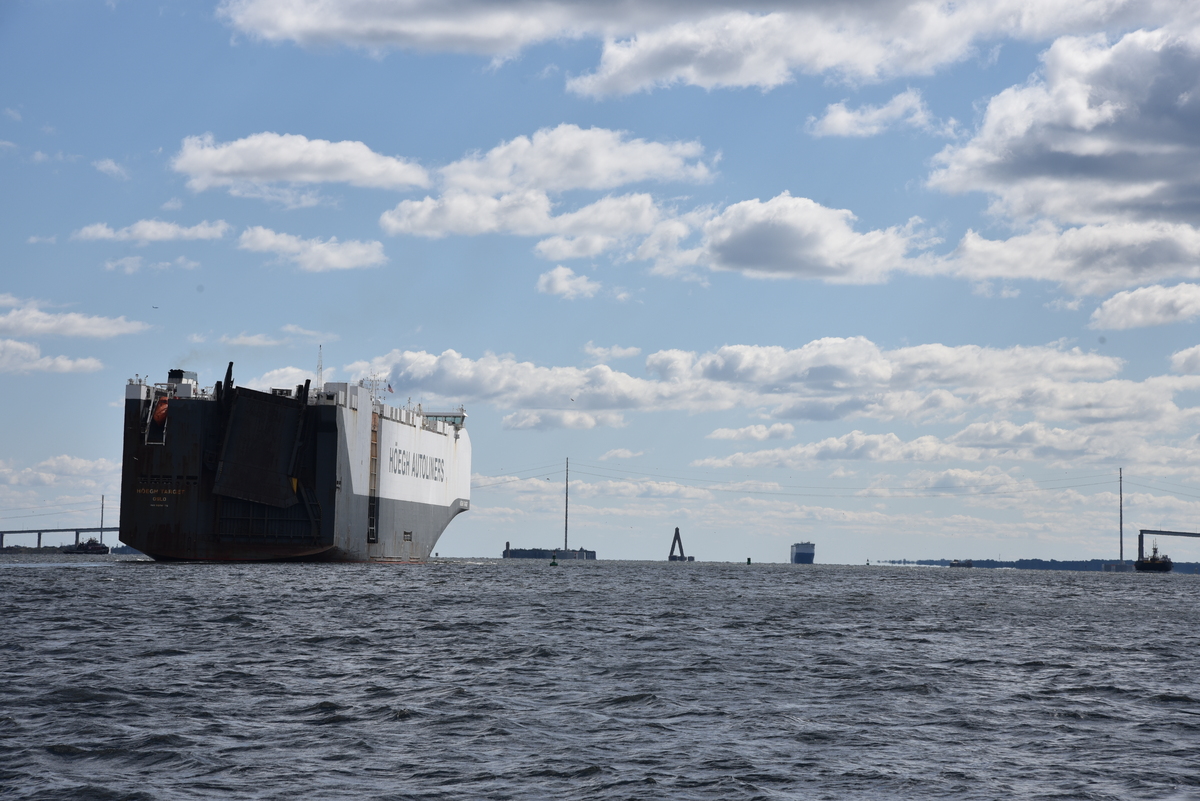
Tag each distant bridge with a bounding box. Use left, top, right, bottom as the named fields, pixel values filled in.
left=0, top=527, right=119, bottom=549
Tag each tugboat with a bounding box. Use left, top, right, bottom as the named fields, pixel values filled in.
left=61, top=538, right=111, bottom=555
left=1135, top=540, right=1172, bottom=573
left=949, top=559, right=973, bottom=568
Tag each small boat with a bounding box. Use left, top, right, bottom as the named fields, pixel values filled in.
left=949, top=559, right=973, bottom=568
left=1135, top=541, right=1172, bottom=573
left=61, top=538, right=110, bottom=555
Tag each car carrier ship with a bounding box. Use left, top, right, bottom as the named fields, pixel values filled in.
left=119, top=364, right=471, bottom=562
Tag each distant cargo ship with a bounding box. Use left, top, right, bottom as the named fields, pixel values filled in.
left=1135, top=541, right=1172, bottom=573
left=119, top=365, right=471, bottom=562
left=791, top=542, right=815, bottom=564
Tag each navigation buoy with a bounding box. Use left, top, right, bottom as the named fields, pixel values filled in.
left=747, top=557, right=751, bottom=565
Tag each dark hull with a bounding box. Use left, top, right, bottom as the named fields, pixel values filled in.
left=119, top=384, right=339, bottom=562
left=503, top=547, right=596, bottom=559
left=1135, top=559, right=1173, bottom=573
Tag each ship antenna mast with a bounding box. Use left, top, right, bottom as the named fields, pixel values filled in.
left=317, top=345, right=323, bottom=388
left=564, top=457, right=569, bottom=552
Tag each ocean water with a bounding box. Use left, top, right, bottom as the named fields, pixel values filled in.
left=2, top=557, right=1199, bottom=800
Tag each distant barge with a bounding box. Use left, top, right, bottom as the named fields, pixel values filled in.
left=502, top=543, right=595, bottom=560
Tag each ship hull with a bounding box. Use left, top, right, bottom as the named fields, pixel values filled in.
left=119, top=374, right=470, bottom=563
left=791, top=542, right=815, bottom=564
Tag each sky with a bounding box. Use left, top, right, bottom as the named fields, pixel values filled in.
left=4, top=0, right=1200, bottom=563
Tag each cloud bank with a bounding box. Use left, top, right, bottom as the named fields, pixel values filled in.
left=219, top=0, right=1191, bottom=95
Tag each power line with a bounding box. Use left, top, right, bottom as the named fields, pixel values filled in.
left=565, top=468, right=1113, bottom=499
left=548, top=460, right=1115, bottom=494
left=473, top=460, right=1118, bottom=499
left=1124, top=480, right=1200, bottom=502
left=1126, top=475, right=1200, bottom=494
left=0, top=506, right=117, bottom=522
left=0, top=499, right=103, bottom=514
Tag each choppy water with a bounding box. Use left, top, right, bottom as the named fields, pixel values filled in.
left=2, top=557, right=1199, bottom=800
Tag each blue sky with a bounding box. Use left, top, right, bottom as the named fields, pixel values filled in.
left=5, top=0, right=1200, bottom=563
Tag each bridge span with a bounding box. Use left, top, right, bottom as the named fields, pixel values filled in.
left=0, top=527, right=119, bottom=549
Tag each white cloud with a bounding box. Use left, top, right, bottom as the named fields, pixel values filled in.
left=695, top=419, right=1125, bottom=469
left=599, top=448, right=644, bottom=460
left=220, top=325, right=339, bottom=349
left=1046, top=297, right=1083, bottom=312
left=707, top=423, right=795, bottom=441
left=0, top=140, right=15, bottom=149
left=439, top=124, right=711, bottom=195
left=859, top=466, right=1027, bottom=497
left=281, top=323, right=339, bottom=342
left=536, top=266, right=601, bottom=299
left=379, top=124, right=709, bottom=258
left=696, top=193, right=926, bottom=282
left=172, top=132, right=429, bottom=205
left=931, top=30, right=1200, bottom=226
left=72, top=219, right=230, bottom=244
left=105, top=255, right=199, bottom=274
left=1170, top=345, right=1200, bottom=374
left=383, top=191, right=660, bottom=253
left=104, top=256, right=143, bottom=274
left=696, top=430, right=975, bottom=468
left=808, top=89, right=952, bottom=138
left=0, top=340, right=103, bottom=373
left=26, top=235, right=55, bottom=244
left=238, top=226, right=387, bottom=271
left=2, top=455, right=120, bottom=486
left=0, top=300, right=148, bottom=338
left=31, top=150, right=75, bottom=164
left=4, top=108, right=21, bottom=122
left=162, top=197, right=183, bottom=210
left=92, top=158, right=128, bottom=179
left=1090, top=284, right=1200, bottom=329
left=584, top=341, right=641, bottom=363
left=244, top=366, right=322, bottom=391
left=33, top=455, right=121, bottom=477
left=905, top=28, right=1200, bottom=294
left=501, top=410, right=626, bottom=430
left=220, top=332, right=285, bottom=347
left=946, top=220, right=1200, bottom=295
